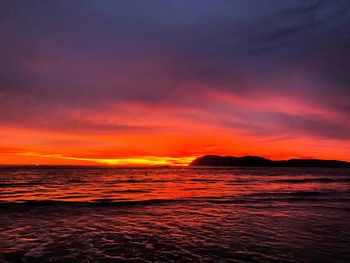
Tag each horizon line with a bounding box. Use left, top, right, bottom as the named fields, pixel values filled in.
left=1, top=154, right=350, bottom=167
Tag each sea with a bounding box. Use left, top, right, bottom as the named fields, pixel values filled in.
left=0, top=166, right=349, bottom=262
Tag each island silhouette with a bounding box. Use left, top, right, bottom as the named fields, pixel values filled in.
left=190, top=155, right=350, bottom=168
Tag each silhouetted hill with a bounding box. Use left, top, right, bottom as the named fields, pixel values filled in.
left=190, top=155, right=350, bottom=168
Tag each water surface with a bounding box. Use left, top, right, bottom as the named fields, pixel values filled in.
left=0, top=166, right=349, bottom=262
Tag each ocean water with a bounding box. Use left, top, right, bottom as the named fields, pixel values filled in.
left=0, top=166, right=349, bottom=263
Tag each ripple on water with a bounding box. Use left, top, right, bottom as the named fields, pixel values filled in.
left=0, top=167, right=349, bottom=262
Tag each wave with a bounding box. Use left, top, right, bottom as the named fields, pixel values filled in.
left=241, top=190, right=347, bottom=198
left=0, top=198, right=186, bottom=208
left=1, top=190, right=349, bottom=209
left=0, top=182, right=49, bottom=188
left=272, top=178, right=350, bottom=184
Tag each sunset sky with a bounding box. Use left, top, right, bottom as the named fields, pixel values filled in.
left=1, top=0, right=350, bottom=165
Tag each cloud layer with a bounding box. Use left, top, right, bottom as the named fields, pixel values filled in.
left=1, top=0, right=350, bottom=164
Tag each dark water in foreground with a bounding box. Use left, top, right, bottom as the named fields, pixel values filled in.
left=0, top=166, right=349, bottom=263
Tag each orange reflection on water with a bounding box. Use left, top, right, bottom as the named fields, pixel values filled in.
left=1, top=167, right=348, bottom=204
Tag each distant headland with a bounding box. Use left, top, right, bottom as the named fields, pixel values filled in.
left=189, top=155, right=350, bottom=168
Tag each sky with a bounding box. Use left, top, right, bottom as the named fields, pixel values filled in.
left=1, top=0, right=350, bottom=165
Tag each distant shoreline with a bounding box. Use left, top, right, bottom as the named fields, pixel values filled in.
left=190, top=155, right=350, bottom=168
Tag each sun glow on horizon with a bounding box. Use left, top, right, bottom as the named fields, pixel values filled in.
left=12, top=151, right=196, bottom=166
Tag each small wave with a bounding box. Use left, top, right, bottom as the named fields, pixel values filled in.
left=272, top=178, right=344, bottom=184
left=190, top=179, right=219, bottom=183
left=0, top=198, right=187, bottom=208
left=66, top=179, right=87, bottom=183
left=107, top=189, right=151, bottom=194
left=0, top=182, right=46, bottom=188
left=245, top=190, right=340, bottom=197
left=236, top=191, right=350, bottom=203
